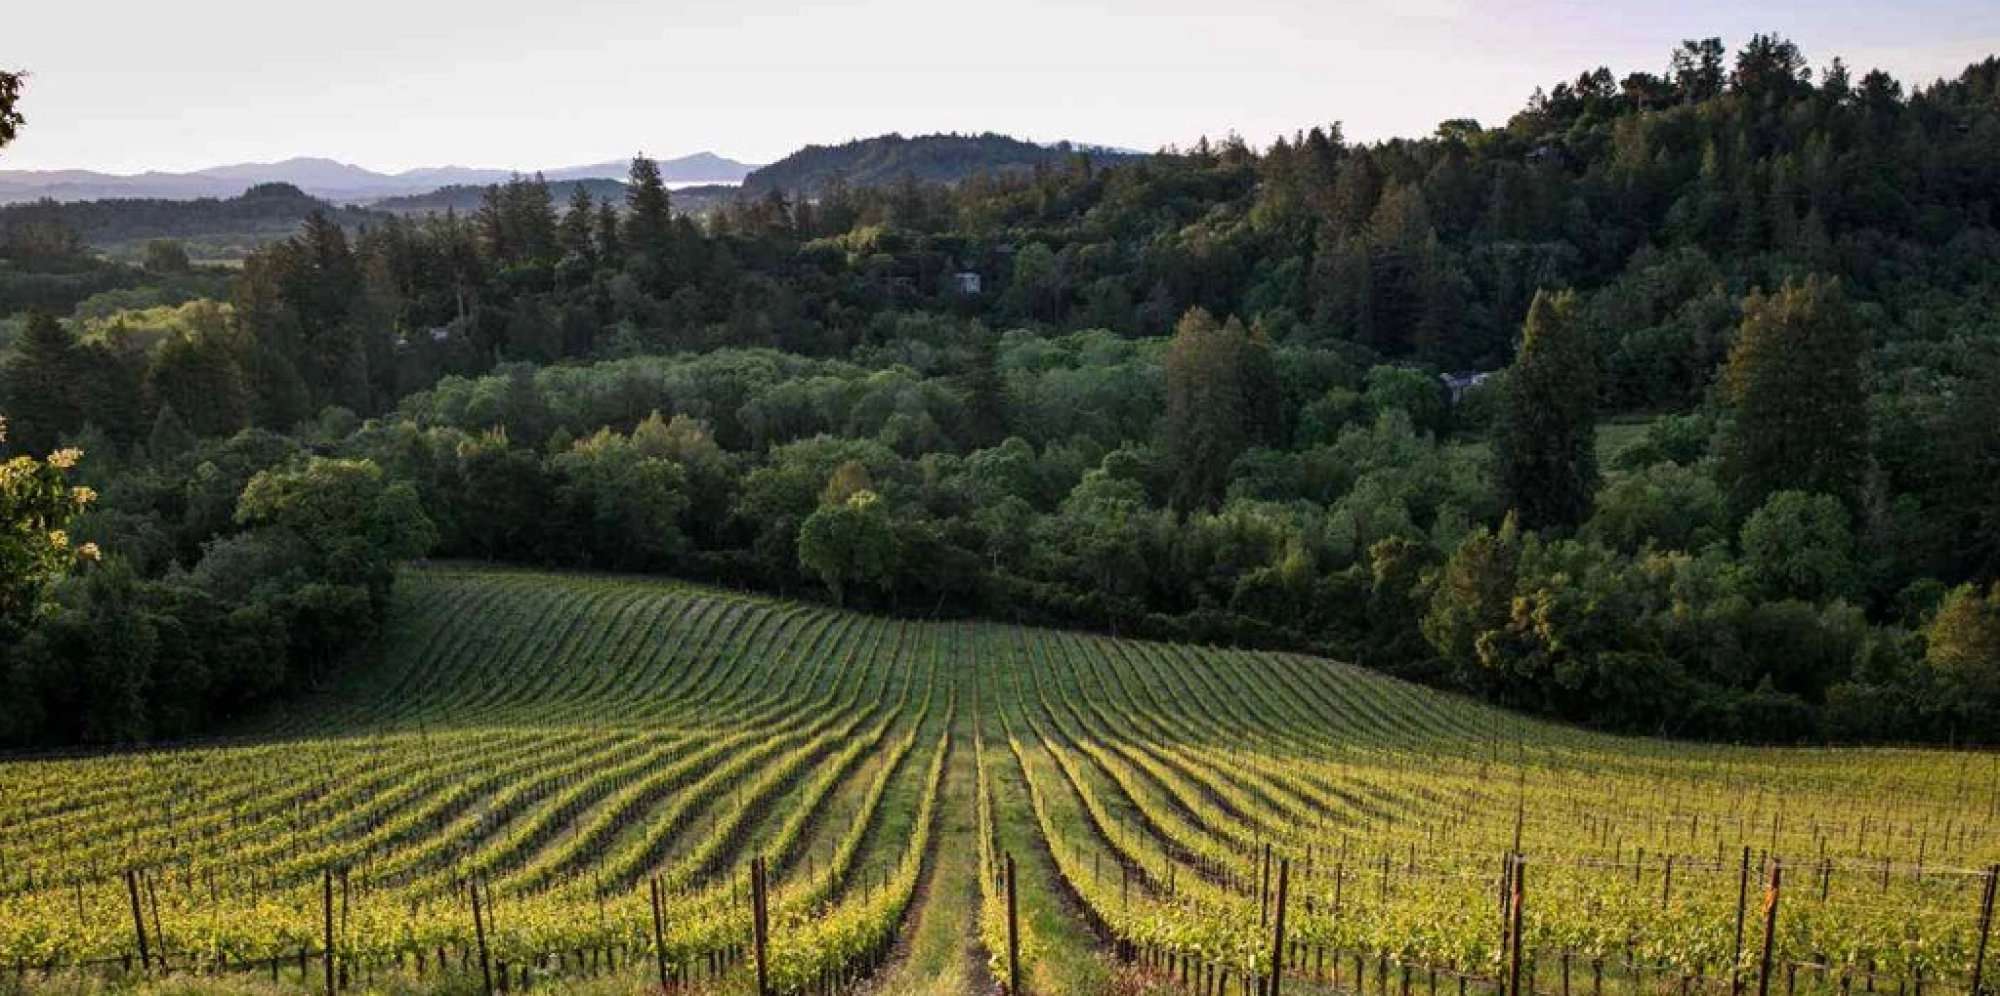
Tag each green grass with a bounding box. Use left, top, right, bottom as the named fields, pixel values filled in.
left=1594, top=413, right=1661, bottom=468
left=0, top=565, right=1994, bottom=996
left=860, top=708, right=990, bottom=996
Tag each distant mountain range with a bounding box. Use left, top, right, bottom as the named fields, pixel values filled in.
left=0, top=134, right=1152, bottom=261
left=0, top=152, right=759, bottom=205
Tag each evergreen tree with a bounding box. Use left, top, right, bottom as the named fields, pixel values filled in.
left=624, top=154, right=673, bottom=271
left=1329, top=149, right=1381, bottom=235
left=558, top=185, right=597, bottom=262
left=1164, top=307, right=1265, bottom=512
left=1716, top=276, right=1870, bottom=514
left=146, top=402, right=196, bottom=459
left=0, top=313, right=81, bottom=455
left=476, top=175, right=558, bottom=266
left=594, top=200, right=622, bottom=261
left=956, top=323, right=1009, bottom=449
left=1495, top=289, right=1599, bottom=529
left=71, top=339, right=144, bottom=449
left=1669, top=38, right=1727, bottom=102
left=1731, top=34, right=1810, bottom=104
left=145, top=327, right=249, bottom=440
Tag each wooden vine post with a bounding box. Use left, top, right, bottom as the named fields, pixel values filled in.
left=1507, top=855, right=1526, bottom=996
left=125, top=868, right=150, bottom=973
left=1006, top=852, right=1021, bottom=995
left=1972, top=863, right=1996, bottom=996
left=470, top=878, right=494, bottom=996
left=1261, top=842, right=1273, bottom=929
left=751, top=856, right=771, bottom=996
left=1269, top=858, right=1291, bottom=996
left=1755, top=861, right=1783, bottom=996
left=1732, top=846, right=1752, bottom=996
left=649, top=875, right=670, bottom=992
left=325, top=869, right=340, bottom=996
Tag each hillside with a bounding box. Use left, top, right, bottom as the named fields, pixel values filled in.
left=543, top=151, right=757, bottom=185
left=742, top=132, right=1141, bottom=195
left=10, top=42, right=2000, bottom=758
left=0, top=566, right=1989, bottom=994
left=0, top=182, right=390, bottom=262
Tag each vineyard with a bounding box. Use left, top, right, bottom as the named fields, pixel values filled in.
left=0, top=565, right=1994, bottom=996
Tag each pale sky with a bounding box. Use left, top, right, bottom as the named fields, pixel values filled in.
left=5, top=0, right=1998, bottom=174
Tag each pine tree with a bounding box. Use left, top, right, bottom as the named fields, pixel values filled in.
left=1670, top=38, right=1727, bottom=102
left=145, top=329, right=249, bottom=439
left=1495, top=289, right=1599, bottom=529
left=1330, top=150, right=1382, bottom=235
left=476, top=175, right=558, bottom=266
left=1164, top=308, right=1264, bottom=512
left=1715, top=275, right=1870, bottom=514
left=146, top=402, right=196, bottom=459
left=558, top=185, right=597, bottom=262
left=594, top=200, right=622, bottom=260
left=624, top=155, right=673, bottom=263
left=957, top=323, right=1009, bottom=449
left=247, top=212, right=370, bottom=413
left=0, top=312, right=81, bottom=454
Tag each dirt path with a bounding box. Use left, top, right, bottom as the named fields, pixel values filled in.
left=858, top=710, right=1002, bottom=996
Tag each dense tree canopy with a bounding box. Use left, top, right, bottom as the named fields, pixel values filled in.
left=8, top=39, right=2000, bottom=745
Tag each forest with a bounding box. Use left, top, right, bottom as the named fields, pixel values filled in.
left=2, top=36, right=1999, bottom=747
left=0, top=182, right=386, bottom=263
left=740, top=132, right=1140, bottom=196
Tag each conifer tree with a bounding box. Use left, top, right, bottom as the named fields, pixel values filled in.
left=1164, top=308, right=1268, bottom=512
left=0, top=313, right=81, bottom=455
left=957, top=323, right=1009, bottom=449
left=624, top=155, right=673, bottom=262
left=1495, top=289, right=1599, bottom=529
left=558, top=185, right=597, bottom=262
left=1715, top=275, right=1870, bottom=514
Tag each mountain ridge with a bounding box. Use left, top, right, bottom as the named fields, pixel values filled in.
left=0, top=151, right=759, bottom=204
left=742, top=132, right=1144, bottom=196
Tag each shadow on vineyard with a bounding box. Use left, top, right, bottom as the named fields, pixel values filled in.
left=0, top=566, right=1994, bottom=996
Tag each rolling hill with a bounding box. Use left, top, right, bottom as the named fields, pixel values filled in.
left=0, top=566, right=1989, bottom=995
left=742, top=132, right=1144, bottom=196
left=0, top=182, right=390, bottom=262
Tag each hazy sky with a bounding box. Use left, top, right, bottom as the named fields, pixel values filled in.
left=6, top=0, right=1998, bottom=174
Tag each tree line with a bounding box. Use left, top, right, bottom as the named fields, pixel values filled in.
left=3, top=38, right=1999, bottom=745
